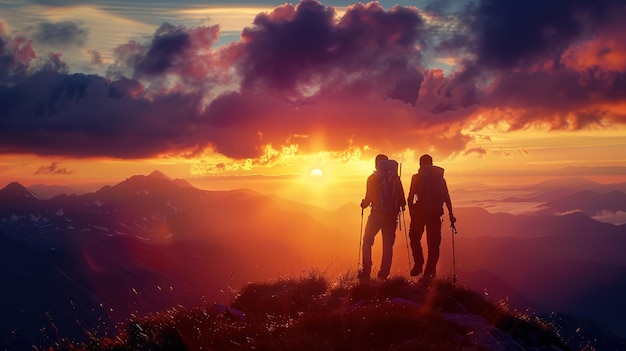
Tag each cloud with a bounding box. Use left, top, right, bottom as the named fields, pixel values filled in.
left=235, top=1, right=426, bottom=105
left=33, top=21, right=89, bottom=47
left=0, top=68, right=215, bottom=158
left=22, top=0, right=82, bottom=5
left=1, top=0, right=626, bottom=167
left=0, top=28, right=36, bottom=81
left=442, top=0, right=623, bottom=70
left=463, top=147, right=486, bottom=157
left=34, top=162, right=76, bottom=175
left=109, top=22, right=221, bottom=81
left=88, top=49, right=103, bottom=66
left=430, top=0, right=626, bottom=131
left=592, top=210, right=626, bottom=225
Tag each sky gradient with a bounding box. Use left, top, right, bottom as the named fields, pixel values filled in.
left=1, top=0, right=625, bottom=206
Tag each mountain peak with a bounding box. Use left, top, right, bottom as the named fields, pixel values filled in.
left=0, top=181, right=40, bottom=201
left=147, top=170, right=196, bottom=189
left=148, top=170, right=173, bottom=181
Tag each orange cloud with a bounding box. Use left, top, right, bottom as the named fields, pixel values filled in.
left=34, top=162, right=76, bottom=175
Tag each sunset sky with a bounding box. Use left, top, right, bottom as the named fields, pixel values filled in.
left=1, top=0, right=625, bottom=208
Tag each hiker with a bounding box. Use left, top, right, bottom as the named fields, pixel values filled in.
left=359, top=154, right=406, bottom=280
left=407, top=154, right=456, bottom=280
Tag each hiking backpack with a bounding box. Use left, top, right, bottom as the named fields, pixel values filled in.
left=377, top=159, right=402, bottom=215
left=417, top=165, right=446, bottom=216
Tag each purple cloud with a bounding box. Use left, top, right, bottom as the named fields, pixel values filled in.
left=33, top=21, right=89, bottom=47
left=34, top=162, right=76, bottom=175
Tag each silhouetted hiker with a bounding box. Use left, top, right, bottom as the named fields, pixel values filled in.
left=407, top=154, right=456, bottom=281
left=359, top=154, right=406, bottom=280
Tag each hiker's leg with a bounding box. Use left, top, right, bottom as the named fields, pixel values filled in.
left=408, top=214, right=426, bottom=272
left=361, top=215, right=380, bottom=276
left=379, top=218, right=397, bottom=278
left=423, top=215, right=442, bottom=277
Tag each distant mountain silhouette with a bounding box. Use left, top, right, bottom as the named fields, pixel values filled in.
left=0, top=181, right=40, bottom=209
left=520, top=177, right=626, bottom=193
left=0, top=173, right=222, bottom=248
left=454, top=207, right=624, bottom=240
left=500, top=188, right=581, bottom=203
left=28, top=183, right=90, bottom=199
left=535, top=190, right=626, bottom=216
left=1, top=172, right=625, bottom=348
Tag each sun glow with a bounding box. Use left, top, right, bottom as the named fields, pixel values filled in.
left=310, top=168, right=324, bottom=177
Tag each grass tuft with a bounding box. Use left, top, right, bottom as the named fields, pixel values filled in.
left=60, top=274, right=570, bottom=351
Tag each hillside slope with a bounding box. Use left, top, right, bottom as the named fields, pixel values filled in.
left=66, top=276, right=579, bottom=351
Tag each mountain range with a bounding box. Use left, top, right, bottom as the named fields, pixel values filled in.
left=1, top=172, right=625, bottom=350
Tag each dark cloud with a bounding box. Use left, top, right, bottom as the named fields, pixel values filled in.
left=479, top=69, right=626, bottom=130
left=33, top=21, right=89, bottom=46
left=112, top=22, right=220, bottom=78
left=442, top=0, right=625, bottom=70
left=135, top=23, right=192, bottom=75
left=0, top=29, right=36, bottom=82
left=34, top=162, right=76, bottom=175
left=236, top=0, right=426, bottom=104
left=0, top=70, right=211, bottom=158
left=1, top=1, right=626, bottom=163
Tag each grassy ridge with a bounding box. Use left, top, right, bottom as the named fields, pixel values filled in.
left=62, top=274, right=570, bottom=351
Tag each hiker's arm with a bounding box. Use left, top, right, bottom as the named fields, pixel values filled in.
left=361, top=174, right=375, bottom=209
left=407, top=174, right=418, bottom=209
left=443, top=178, right=455, bottom=223
left=398, top=179, right=407, bottom=211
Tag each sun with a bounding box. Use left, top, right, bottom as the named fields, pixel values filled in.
left=310, top=168, right=324, bottom=177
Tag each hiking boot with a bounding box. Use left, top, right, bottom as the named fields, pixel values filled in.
left=410, top=266, right=422, bottom=277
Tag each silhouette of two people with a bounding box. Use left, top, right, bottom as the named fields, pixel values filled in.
left=359, top=153, right=455, bottom=281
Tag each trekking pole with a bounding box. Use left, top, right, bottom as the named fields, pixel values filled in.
left=451, top=222, right=458, bottom=285
left=398, top=161, right=411, bottom=274
left=402, top=209, right=411, bottom=273
left=358, top=208, right=364, bottom=272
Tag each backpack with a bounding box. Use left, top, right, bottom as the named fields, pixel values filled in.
left=417, top=165, right=446, bottom=216
left=376, top=159, right=402, bottom=215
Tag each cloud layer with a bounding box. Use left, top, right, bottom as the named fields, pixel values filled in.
left=1, top=0, right=625, bottom=166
